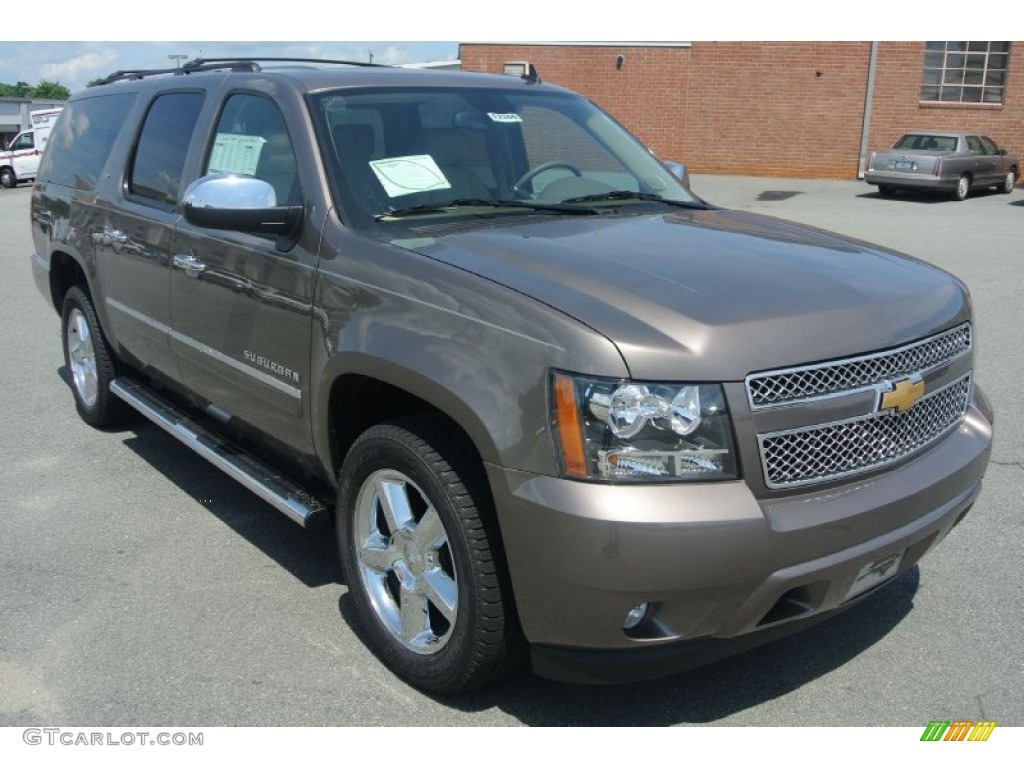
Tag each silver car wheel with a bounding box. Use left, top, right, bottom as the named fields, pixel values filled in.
left=1002, top=171, right=1016, bottom=194
left=955, top=174, right=969, bottom=201
left=66, top=308, right=99, bottom=408
left=353, top=469, right=458, bottom=655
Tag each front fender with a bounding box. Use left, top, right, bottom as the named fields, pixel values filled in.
left=309, top=227, right=628, bottom=479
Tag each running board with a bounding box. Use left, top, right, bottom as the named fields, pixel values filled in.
left=110, top=377, right=328, bottom=528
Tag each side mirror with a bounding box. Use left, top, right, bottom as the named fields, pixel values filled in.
left=183, top=174, right=303, bottom=244
left=663, top=160, right=691, bottom=189
left=998, top=148, right=1008, bottom=156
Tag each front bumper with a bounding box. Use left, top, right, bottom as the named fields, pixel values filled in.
left=486, top=394, right=992, bottom=684
left=529, top=582, right=898, bottom=685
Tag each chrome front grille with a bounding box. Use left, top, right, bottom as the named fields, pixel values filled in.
left=746, top=323, right=971, bottom=410
left=758, top=375, right=971, bottom=489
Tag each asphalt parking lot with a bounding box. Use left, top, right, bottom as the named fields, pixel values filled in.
left=1, top=176, right=1021, bottom=727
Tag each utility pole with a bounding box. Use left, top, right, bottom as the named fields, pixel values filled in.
left=168, top=54, right=188, bottom=70
left=368, top=50, right=374, bottom=64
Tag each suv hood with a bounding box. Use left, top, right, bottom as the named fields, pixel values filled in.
left=394, top=209, right=969, bottom=381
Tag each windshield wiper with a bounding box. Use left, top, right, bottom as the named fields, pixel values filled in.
left=558, top=190, right=709, bottom=210
left=375, top=198, right=602, bottom=221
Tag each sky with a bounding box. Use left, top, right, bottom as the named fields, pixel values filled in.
left=0, top=1, right=989, bottom=95
left=0, top=41, right=459, bottom=93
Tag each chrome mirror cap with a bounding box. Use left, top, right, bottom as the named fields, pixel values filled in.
left=183, top=173, right=278, bottom=210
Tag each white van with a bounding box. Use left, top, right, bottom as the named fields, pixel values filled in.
left=1, top=107, right=63, bottom=188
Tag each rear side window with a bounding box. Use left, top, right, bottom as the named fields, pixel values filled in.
left=36, top=94, right=136, bottom=191
left=128, top=92, right=205, bottom=205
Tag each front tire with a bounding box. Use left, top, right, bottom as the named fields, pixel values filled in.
left=61, top=286, right=130, bottom=428
left=336, top=416, right=523, bottom=694
left=0, top=167, right=16, bottom=188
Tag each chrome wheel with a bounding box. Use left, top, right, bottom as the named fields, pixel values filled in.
left=66, top=307, right=98, bottom=408
left=338, top=418, right=523, bottom=693
left=954, top=174, right=969, bottom=201
left=353, top=469, right=458, bottom=655
left=1002, top=170, right=1016, bottom=194
left=60, top=286, right=130, bottom=427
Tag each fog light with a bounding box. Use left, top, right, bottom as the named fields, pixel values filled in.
left=623, top=602, right=649, bottom=630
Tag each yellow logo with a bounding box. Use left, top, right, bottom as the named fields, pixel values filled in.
left=879, top=376, right=925, bottom=413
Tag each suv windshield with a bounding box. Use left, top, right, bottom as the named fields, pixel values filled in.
left=309, top=86, right=698, bottom=227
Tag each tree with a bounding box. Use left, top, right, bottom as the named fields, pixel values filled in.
left=32, top=81, right=70, bottom=100
left=0, top=81, right=33, bottom=97
left=0, top=80, right=70, bottom=99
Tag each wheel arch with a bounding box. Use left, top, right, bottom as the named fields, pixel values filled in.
left=48, top=249, right=89, bottom=313
left=323, top=368, right=502, bottom=485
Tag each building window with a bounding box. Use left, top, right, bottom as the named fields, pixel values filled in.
left=921, top=42, right=1010, bottom=104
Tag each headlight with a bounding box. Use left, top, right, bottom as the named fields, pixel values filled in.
left=551, top=372, right=739, bottom=482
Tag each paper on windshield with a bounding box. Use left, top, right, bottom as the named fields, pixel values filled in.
left=369, top=155, right=452, bottom=197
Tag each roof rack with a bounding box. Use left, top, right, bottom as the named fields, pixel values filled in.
left=184, top=57, right=389, bottom=70
left=91, top=56, right=388, bottom=87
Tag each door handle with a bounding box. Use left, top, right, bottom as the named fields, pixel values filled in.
left=173, top=253, right=207, bottom=276
left=103, top=228, right=128, bottom=245
left=92, top=227, right=130, bottom=252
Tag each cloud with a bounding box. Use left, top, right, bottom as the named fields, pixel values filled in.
left=41, top=50, right=119, bottom=84
left=374, top=46, right=417, bottom=65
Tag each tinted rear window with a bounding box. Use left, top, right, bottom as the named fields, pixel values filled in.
left=36, top=94, right=136, bottom=191
left=129, top=91, right=205, bottom=205
left=893, top=134, right=958, bottom=152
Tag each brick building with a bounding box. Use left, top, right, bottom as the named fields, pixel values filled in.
left=459, top=42, right=1022, bottom=180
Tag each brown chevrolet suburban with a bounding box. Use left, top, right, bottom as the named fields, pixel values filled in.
left=30, top=58, right=993, bottom=694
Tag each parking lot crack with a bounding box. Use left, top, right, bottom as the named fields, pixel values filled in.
left=988, top=459, right=1024, bottom=470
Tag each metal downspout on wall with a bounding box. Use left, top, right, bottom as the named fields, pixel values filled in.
left=858, top=42, right=879, bottom=179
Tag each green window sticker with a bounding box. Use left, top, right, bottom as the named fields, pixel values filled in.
left=208, top=134, right=267, bottom=177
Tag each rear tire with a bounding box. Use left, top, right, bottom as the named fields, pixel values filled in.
left=999, top=168, right=1017, bottom=194
left=336, top=416, right=524, bottom=694
left=952, top=174, right=970, bottom=201
left=61, top=286, right=130, bottom=428
left=0, top=167, right=16, bottom=189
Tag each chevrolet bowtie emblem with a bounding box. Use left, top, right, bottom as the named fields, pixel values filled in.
left=879, top=376, right=925, bottom=413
